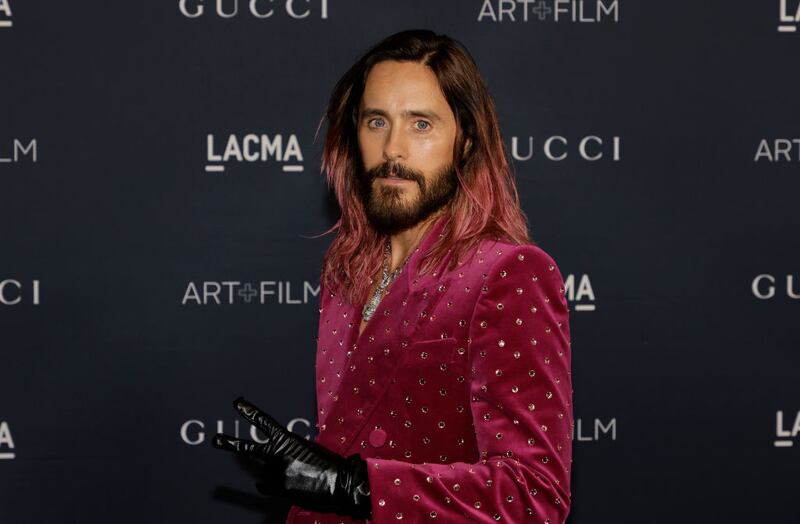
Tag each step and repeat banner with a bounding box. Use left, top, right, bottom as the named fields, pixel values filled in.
left=1, top=1, right=798, bottom=523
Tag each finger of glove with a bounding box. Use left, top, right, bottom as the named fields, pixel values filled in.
left=233, top=396, right=281, bottom=435
left=211, top=433, right=264, bottom=458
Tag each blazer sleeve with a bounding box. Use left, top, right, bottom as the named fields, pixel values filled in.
left=364, top=243, right=573, bottom=523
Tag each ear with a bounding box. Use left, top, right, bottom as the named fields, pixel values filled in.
left=462, top=137, right=473, bottom=157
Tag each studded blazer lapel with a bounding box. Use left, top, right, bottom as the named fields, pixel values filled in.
left=313, top=216, right=449, bottom=454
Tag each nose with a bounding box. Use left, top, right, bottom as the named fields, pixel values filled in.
left=382, top=124, right=407, bottom=162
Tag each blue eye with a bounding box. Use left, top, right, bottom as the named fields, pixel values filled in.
left=416, top=121, right=430, bottom=130
left=369, top=118, right=385, bottom=128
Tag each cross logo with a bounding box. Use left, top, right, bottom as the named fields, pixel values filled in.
left=532, top=0, right=553, bottom=21
left=237, top=283, right=259, bottom=303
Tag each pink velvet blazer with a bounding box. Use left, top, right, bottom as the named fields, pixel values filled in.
left=285, top=215, right=573, bottom=523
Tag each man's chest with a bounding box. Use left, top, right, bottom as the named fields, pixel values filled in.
left=313, top=262, right=491, bottom=453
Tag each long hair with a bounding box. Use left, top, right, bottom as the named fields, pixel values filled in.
left=315, top=29, right=533, bottom=306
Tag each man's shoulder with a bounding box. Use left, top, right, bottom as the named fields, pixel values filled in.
left=463, top=237, right=560, bottom=275
left=466, top=238, right=568, bottom=314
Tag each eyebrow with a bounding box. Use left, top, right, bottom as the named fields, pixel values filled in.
left=360, top=107, right=443, bottom=123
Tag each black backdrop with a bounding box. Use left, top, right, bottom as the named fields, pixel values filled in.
left=1, top=1, right=799, bottom=522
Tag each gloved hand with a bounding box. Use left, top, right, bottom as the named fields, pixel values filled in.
left=211, top=396, right=372, bottom=520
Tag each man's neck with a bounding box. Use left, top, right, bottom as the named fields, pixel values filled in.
left=387, top=211, right=443, bottom=273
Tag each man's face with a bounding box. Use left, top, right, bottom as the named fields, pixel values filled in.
left=356, top=60, right=459, bottom=236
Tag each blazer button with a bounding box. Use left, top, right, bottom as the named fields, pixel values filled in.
left=369, top=428, right=387, bottom=448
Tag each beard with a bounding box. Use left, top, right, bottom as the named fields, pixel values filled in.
left=356, top=158, right=458, bottom=236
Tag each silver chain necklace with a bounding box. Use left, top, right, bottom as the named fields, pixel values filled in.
left=362, top=238, right=413, bottom=322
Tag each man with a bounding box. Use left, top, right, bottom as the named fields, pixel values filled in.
left=212, top=29, right=573, bottom=523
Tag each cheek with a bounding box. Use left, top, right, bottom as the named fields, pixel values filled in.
left=357, top=127, right=379, bottom=149
left=415, top=136, right=453, bottom=162
left=358, top=131, right=382, bottom=164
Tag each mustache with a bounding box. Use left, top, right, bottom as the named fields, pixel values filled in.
left=368, top=162, right=421, bottom=182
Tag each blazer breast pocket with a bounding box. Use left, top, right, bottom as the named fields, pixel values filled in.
left=400, top=336, right=468, bottom=379
left=402, top=336, right=457, bottom=363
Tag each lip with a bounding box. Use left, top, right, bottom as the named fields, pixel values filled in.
left=378, top=176, right=413, bottom=184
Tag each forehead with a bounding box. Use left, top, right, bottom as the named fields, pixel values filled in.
left=360, top=60, right=451, bottom=116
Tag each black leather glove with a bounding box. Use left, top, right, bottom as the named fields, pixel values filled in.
left=211, top=396, right=372, bottom=520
